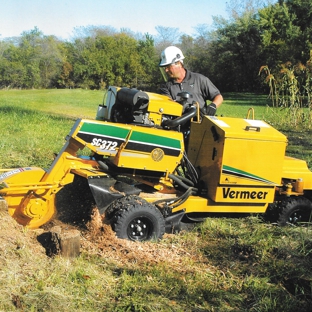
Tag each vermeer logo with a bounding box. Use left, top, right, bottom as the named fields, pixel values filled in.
left=222, top=188, right=268, bottom=200
left=151, top=148, right=164, bottom=162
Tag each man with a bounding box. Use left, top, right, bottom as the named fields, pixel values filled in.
left=159, top=46, right=223, bottom=116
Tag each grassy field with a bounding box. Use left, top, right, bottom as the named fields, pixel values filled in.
left=0, top=89, right=103, bottom=118
left=0, top=89, right=103, bottom=168
left=0, top=89, right=311, bottom=311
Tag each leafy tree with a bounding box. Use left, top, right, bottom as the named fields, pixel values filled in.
left=0, top=28, right=65, bottom=88
left=71, top=25, right=118, bottom=40
left=137, top=34, right=160, bottom=90
left=203, top=14, right=263, bottom=92
left=58, top=61, right=74, bottom=88
left=258, top=2, right=302, bottom=66
left=185, top=31, right=212, bottom=78
left=38, top=36, right=64, bottom=88
left=226, top=0, right=275, bottom=19
left=0, top=44, right=26, bottom=88
left=284, top=0, right=312, bottom=60
left=67, top=32, right=153, bottom=89
left=18, top=27, right=43, bottom=88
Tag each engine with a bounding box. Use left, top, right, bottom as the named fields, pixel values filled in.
left=97, top=86, right=185, bottom=127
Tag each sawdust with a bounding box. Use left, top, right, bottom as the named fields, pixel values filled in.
left=80, top=208, right=211, bottom=273
left=0, top=176, right=214, bottom=275
left=0, top=199, right=213, bottom=276
left=41, top=174, right=212, bottom=272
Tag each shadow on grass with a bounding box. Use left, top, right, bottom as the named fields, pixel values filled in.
left=0, top=105, right=76, bottom=121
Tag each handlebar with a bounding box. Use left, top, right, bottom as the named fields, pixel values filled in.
left=161, top=105, right=197, bottom=129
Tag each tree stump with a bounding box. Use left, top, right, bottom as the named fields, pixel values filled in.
left=0, top=198, right=8, bottom=211
left=47, top=225, right=80, bottom=258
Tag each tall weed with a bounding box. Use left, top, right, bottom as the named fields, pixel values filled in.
left=259, top=51, right=312, bottom=129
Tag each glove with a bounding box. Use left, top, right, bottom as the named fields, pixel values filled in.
left=205, top=103, right=217, bottom=116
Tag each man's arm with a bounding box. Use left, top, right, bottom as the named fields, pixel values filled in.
left=205, top=94, right=223, bottom=116
left=212, top=94, right=223, bottom=108
left=159, top=84, right=172, bottom=98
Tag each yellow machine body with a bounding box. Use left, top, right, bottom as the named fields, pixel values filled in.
left=186, top=116, right=286, bottom=211
left=72, top=119, right=184, bottom=174
left=1, top=86, right=312, bottom=231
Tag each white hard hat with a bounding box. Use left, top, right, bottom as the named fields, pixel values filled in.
left=159, top=46, right=185, bottom=67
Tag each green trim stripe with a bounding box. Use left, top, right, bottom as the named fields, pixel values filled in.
left=79, top=123, right=129, bottom=139
left=222, top=165, right=275, bottom=185
left=129, top=131, right=181, bottom=149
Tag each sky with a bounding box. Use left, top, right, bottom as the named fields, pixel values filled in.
left=0, top=0, right=230, bottom=40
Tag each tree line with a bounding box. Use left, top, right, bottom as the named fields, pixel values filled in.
left=0, top=0, right=311, bottom=93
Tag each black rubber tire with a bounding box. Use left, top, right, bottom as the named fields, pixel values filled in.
left=111, top=196, right=165, bottom=241
left=277, top=197, right=312, bottom=226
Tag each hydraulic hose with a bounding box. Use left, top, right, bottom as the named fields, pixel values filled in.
left=153, top=187, right=196, bottom=209
left=153, top=173, right=198, bottom=208
left=168, top=173, right=195, bottom=189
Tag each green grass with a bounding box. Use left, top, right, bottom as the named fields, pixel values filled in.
left=0, top=107, right=71, bottom=168
left=0, top=89, right=104, bottom=118
left=0, top=89, right=311, bottom=311
left=218, top=92, right=270, bottom=118
left=0, top=89, right=104, bottom=168
left=220, top=92, right=312, bottom=131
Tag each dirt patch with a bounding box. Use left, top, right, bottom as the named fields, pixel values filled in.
left=80, top=208, right=208, bottom=271
left=35, top=175, right=210, bottom=272
left=0, top=173, right=212, bottom=276
left=37, top=206, right=211, bottom=274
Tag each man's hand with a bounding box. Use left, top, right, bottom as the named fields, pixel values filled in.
left=206, top=103, right=217, bottom=116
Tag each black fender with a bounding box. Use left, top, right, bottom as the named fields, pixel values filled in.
left=88, top=176, right=141, bottom=214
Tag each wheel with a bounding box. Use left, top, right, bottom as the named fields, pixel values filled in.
left=111, top=196, right=165, bottom=241
left=277, top=197, right=312, bottom=226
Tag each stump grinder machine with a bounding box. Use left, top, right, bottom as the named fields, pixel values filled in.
left=1, top=86, right=312, bottom=241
